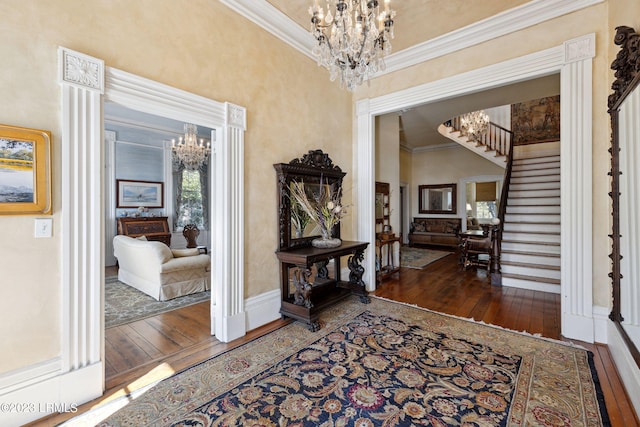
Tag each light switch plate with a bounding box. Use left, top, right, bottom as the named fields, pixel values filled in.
left=34, top=218, right=53, bottom=238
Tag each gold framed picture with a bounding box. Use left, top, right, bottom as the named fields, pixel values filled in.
left=0, top=124, right=52, bottom=215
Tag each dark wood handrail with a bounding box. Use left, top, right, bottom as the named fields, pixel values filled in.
left=447, top=116, right=513, bottom=157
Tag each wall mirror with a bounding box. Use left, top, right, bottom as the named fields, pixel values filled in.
left=274, top=149, right=346, bottom=251
left=419, top=183, right=457, bottom=214
left=609, top=25, right=640, bottom=367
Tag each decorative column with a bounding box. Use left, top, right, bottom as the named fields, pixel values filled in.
left=213, top=103, right=247, bottom=342
left=355, top=99, right=377, bottom=292
left=58, top=47, right=104, bottom=398
left=560, top=34, right=595, bottom=342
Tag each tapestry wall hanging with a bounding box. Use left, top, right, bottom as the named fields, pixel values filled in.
left=511, top=95, right=560, bottom=145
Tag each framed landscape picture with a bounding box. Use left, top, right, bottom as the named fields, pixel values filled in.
left=116, top=179, right=164, bottom=208
left=0, top=124, right=52, bottom=215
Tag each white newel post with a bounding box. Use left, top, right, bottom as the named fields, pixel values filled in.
left=213, top=103, right=247, bottom=342
left=59, top=46, right=105, bottom=398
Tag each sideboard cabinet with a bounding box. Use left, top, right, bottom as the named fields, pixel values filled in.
left=117, top=216, right=171, bottom=247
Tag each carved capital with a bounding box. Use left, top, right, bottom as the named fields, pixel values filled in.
left=58, top=47, right=104, bottom=93
left=226, top=103, right=247, bottom=130
left=563, top=33, right=595, bottom=64
left=609, top=26, right=640, bottom=109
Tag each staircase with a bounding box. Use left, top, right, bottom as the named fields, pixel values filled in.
left=500, top=151, right=561, bottom=293
left=440, top=116, right=562, bottom=294
left=437, top=121, right=509, bottom=167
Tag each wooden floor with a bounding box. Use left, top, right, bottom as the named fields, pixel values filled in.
left=31, top=251, right=638, bottom=426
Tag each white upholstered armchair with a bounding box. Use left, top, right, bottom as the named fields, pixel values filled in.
left=113, top=235, right=210, bottom=301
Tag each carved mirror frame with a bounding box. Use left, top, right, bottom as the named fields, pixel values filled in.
left=274, top=150, right=346, bottom=251
left=609, top=25, right=640, bottom=368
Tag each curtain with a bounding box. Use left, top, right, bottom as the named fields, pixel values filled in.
left=476, top=182, right=497, bottom=202
left=199, top=161, right=210, bottom=230
left=172, top=157, right=185, bottom=230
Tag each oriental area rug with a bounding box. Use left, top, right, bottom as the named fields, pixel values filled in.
left=104, top=277, right=210, bottom=328
left=83, top=296, right=611, bottom=426
left=400, top=246, right=452, bottom=269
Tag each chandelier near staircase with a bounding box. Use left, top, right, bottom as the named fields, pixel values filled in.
left=460, top=110, right=490, bottom=141
left=171, top=123, right=210, bottom=171
left=308, top=0, right=396, bottom=91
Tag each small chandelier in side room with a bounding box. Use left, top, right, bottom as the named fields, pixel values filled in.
left=460, top=110, right=490, bottom=141
left=172, top=123, right=210, bottom=171
left=309, top=0, right=396, bottom=91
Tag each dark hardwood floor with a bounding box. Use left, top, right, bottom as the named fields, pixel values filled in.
left=30, top=250, right=638, bottom=426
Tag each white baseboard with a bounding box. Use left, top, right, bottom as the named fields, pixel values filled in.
left=592, top=305, right=609, bottom=344
left=0, top=357, right=61, bottom=395
left=501, top=277, right=561, bottom=294
left=607, top=322, right=640, bottom=417
left=0, top=362, right=102, bottom=426
left=244, top=288, right=282, bottom=331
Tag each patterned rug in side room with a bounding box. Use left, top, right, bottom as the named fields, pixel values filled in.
left=400, top=246, right=452, bottom=269
left=93, top=296, right=609, bottom=426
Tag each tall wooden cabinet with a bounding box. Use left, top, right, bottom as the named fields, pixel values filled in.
left=274, top=150, right=370, bottom=331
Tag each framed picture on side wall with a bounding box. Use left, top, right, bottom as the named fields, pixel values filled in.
left=0, top=124, right=52, bottom=215
left=116, top=179, right=164, bottom=208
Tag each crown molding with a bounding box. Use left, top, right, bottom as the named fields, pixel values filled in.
left=220, top=0, right=603, bottom=79
left=383, top=0, right=603, bottom=75
left=219, top=0, right=314, bottom=58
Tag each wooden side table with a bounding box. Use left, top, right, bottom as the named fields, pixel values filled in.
left=376, top=233, right=401, bottom=284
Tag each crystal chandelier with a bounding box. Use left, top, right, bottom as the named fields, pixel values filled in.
left=309, top=0, right=396, bottom=91
left=171, top=123, right=210, bottom=171
left=460, top=110, right=490, bottom=141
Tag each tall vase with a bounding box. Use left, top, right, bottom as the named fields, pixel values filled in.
left=311, top=227, right=342, bottom=249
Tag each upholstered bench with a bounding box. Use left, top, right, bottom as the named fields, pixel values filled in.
left=408, top=217, right=461, bottom=248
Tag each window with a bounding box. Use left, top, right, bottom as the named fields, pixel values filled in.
left=475, top=201, right=497, bottom=219
left=466, top=180, right=499, bottom=221
left=173, top=162, right=209, bottom=231
left=176, top=170, right=204, bottom=229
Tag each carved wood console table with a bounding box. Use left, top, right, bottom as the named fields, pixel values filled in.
left=276, top=241, right=370, bottom=331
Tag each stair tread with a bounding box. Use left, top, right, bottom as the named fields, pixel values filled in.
left=506, top=212, right=560, bottom=216
left=502, top=239, right=560, bottom=246
left=512, top=165, right=560, bottom=172
left=511, top=172, right=560, bottom=177
left=509, top=188, right=560, bottom=192
left=513, top=158, right=560, bottom=163
left=502, top=273, right=561, bottom=285
left=501, top=249, right=560, bottom=257
left=507, top=206, right=560, bottom=209
left=508, top=195, right=560, bottom=199
left=501, top=260, right=561, bottom=270
left=502, top=230, right=559, bottom=235
left=513, top=159, right=560, bottom=169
